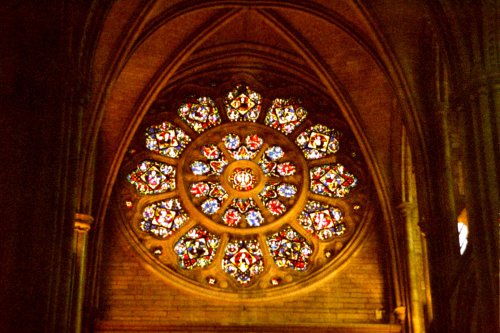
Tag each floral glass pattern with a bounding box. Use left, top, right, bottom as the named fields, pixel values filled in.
left=174, top=226, right=220, bottom=269
left=191, top=144, right=228, bottom=176
left=259, top=183, right=296, bottom=216
left=178, top=96, right=221, bottom=133
left=140, top=199, right=188, bottom=238
left=265, top=98, right=307, bottom=134
left=225, top=84, right=261, bottom=122
left=298, top=200, right=345, bottom=240
left=310, top=163, right=358, bottom=197
left=223, top=198, right=264, bottom=227
left=127, top=160, right=176, bottom=195
left=222, top=240, right=264, bottom=285
left=229, top=168, right=257, bottom=191
left=145, top=121, right=191, bottom=158
left=296, top=124, right=340, bottom=160
left=223, top=133, right=263, bottom=160
left=267, top=227, right=312, bottom=271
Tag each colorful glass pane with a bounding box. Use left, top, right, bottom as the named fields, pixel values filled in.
left=260, top=182, right=296, bottom=200
left=259, top=183, right=294, bottom=216
left=190, top=182, right=210, bottom=197
left=230, top=198, right=257, bottom=213
left=178, top=96, right=221, bottom=133
left=227, top=198, right=264, bottom=227
left=201, top=144, right=221, bottom=160
left=267, top=227, right=312, bottom=271
left=265, top=98, right=307, bottom=134
left=259, top=159, right=277, bottom=176
left=191, top=161, right=210, bottom=175
left=298, top=200, right=345, bottom=240
left=223, top=133, right=262, bottom=160
left=127, top=160, right=176, bottom=195
left=258, top=144, right=296, bottom=177
left=140, top=199, right=187, bottom=238
left=174, top=227, right=220, bottom=269
left=265, top=146, right=284, bottom=161
left=201, top=198, right=220, bottom=215
left=222, top=240, right=264, bottom=286
left=266, top=199, right=286, bottom=216
left=222, top=208, right=242, bottom=227
left=145, top=122, right=191, bottom=158
left=310, top=164, right=358, bottom=197
left=296, top=124, right=340, bottom=160
left=225, top=84, right=261, bottom=122
left=229, top=168, right=257, bottom=191
left=245, top=134, right=264, bottom=151
left=195, top=182, right=228, bottom=215
left=191, top=157, right=228, bottom=176
left=208, top=183, right=228, bottom=201
left=208, top=156, right=229, bottom=175
left=222, top=133, right=240, bottom=150
left=276, top=162, right=296, bottom=176
left=276, top=183, right=297, bottom=197
left=246, top=209, right=264, bottom=227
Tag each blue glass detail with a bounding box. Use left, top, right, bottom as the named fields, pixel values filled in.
left=266, top=146, right=284, bottom=161
left=191, top=161, right=210, bottom=175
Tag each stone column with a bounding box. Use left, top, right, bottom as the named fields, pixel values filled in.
left=73, top=213, right=94, bottom=333
left=462, top=72, right=500, bottom=333
left=398, top=203, right=427, bottom=333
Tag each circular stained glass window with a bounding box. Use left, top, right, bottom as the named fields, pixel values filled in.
left=117, top=84, right=373, bottom=298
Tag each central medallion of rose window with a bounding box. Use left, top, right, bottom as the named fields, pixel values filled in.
left=229, top=168, right=257, bottom=191
left=181, top=124, right=306, bottom=229
left=123, top=84, right=367, bottom=292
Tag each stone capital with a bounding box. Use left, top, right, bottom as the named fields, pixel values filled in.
left=397, top=202, right=418, bottom=218
left=74, top=213, right=94, bottom=232
left=393, top=306, right=406, bottom=324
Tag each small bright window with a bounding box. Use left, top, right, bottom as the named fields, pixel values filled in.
left=457, top=209, right=468, bottom=255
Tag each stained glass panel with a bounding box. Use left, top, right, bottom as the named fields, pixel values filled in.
left=178, top=96, right=221, bottom=133
left=229, top=168, right=257, bottom=191
left=258, top=144, right=297, bottom=177
left=225, top=84, right=261, bottom=122
left=221, top=208, right=242, bottom=227
left=174, top=227, right=220, bottom=269
left=122, top=83, right=369, bottom=291
left=191, top=156, right=228, bottom=176
left=298, top=200, right=345, bottom=240
left=190, top=182, right=210, bottom=197
left=222, top=240, right=264, bottom=285
left=140, top=199, right=188, bottom=238
left=267, top=227, right=312, bottom=271
left=296, top=124, right=340, bottom=160
left=223, top=198, right=264, bottom=227
left=145, top=122, right=191, bottom=158
left=193, top=182, right=228, bottom=215
left=259, top=183, right=295, bottom=216
left=201, top=144, right=222, bottom=160
left=223, top=133, right=262, bottom=160
left=310, top=164, right=358, bottom=197
left=265, top=98, right=307, bottom=134
left=127, top=160, right=176, bottom=195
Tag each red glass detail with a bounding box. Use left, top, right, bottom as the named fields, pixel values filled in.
left=267, top=199, right=286, bottom=216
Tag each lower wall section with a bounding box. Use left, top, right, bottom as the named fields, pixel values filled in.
left=95, top=323, right=401, bottom=333
left=94, top=219, right=391, bottom=330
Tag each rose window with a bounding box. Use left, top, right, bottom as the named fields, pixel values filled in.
left=117, top=83, right=372, bottom=297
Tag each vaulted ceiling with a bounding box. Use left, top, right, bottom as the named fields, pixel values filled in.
left=88, top=1, right=436, bottom=231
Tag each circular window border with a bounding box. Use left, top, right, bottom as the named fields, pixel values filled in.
left=112, top=84, right=377, bottom=301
